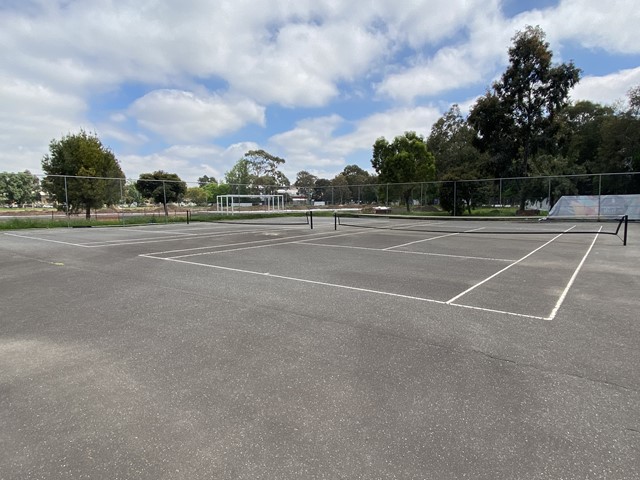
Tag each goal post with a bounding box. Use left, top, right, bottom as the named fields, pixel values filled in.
left=216, top=194, right=285, bottom=214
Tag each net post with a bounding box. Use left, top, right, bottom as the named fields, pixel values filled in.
left=334, top=211, right=337, bottom=230
left=624, top=215, right=628, bottom=246
left=309, top=210, right=313, bottom=230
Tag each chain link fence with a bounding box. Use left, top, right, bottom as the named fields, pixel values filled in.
left=1, top=172, right=639, bottom=226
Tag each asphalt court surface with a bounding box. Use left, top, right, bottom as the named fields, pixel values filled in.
left=1, top=217, right=639, bottom=479
left=7, top=217, right=623, bottom=320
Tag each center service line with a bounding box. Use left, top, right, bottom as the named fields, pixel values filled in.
left=445, top=226, right=576, bottom=305
left=383, top=227, right=486, bottom=250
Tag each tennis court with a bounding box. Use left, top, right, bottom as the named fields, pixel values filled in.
left=1, top=215, right=639, bottom=478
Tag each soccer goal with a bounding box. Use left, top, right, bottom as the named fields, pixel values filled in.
left=216, top=194, right=285, bottom=214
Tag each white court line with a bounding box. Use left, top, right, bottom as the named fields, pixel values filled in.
left=112, top=227, right=199, bottom=236
left=294, top=241, right=514, bottom=262
left=3, top=232, right=90, bottom=248
left=445, top=226, right=576, bottom=304
left=145, top=227, right=383, bottom=257
left=141, top=254, right=449, bottom=304
left=546, top=228, right=601, bottom=320
left=145, top=230, right=334, bottom=257
left=448, top=303, right=548, bottom=321
left=84, top=226, right=307, bottom=248
left=139, top=254, right=548, bottom=320
left=83, top=228, right=266, bottom=246
left=383, top=227, right=486, bottom=250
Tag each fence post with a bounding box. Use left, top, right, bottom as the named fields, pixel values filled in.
left=453, top=181, right=457, bottom=217
left=598, top=174, right=602, bottom=220
left=162, top=181, right=168, bottom=221
left=64, top=175, right=70, bottom=227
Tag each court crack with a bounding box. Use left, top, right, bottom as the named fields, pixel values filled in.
left=468, top=347, right=638, bottom=394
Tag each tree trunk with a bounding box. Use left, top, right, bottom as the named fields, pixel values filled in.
left=404, top=190, right=411, bottom=212
left=85, top=206, right=91, bottom=220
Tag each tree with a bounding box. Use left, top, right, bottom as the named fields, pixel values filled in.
left=135, top=171, right=187, bottom=216
left=554, top=98, right=640, bottom=196
left=628, top=85, right=640, bottom=117
left=224, top=159, right=252, bottom=194
left=428, top=105, right=489, bottom=213
left=197, top=175, right=217, bottom=187
left=340, top=165, right=377, bottom=203
left=41, top=130, right=125, bottom=219
left=121, top=180, right=143, bottom=206
left=0, top=171, right=40, bottom=206
left=371, top=131, right=436, bottom=211
left=294, top=170, right=317, bottom=200
left=242, top=149, right=290, bottom=189
left=314, top=178, right=331, bottom=202
left=225, top=151, right=290, bottom=195
left=202, top=182, right=231, bottom=204
left=468, top=25, right=581, bottom=209
left=330, top=174, right=352, bottom=205
left=185, top=186, right=207, bottom=205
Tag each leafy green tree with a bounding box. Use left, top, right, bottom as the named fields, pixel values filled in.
left=197, top=175, right=217, bottom=187
left=340, top=165, right=377, bottom=203
left=313, top=178, right=331, bottom=203
left=225, top=151, right=290, bottom=195
left=242, top=149, right=290, bottom=189
left=224, top=159, right=252, bottom=194
left=468, top=26, right=581, bottom=209
left=555, top=97, right=640, bottom=196
left=0, top=171, right=40, bottom=206
left=330, top=174, right=352, bottom=204
left=185, top=186, right=207, bottom=205
left=428, top=105, right=484, bottom=178
left=203, top=182, right=231, bottom=204
left=122, top=180, right=143, bottom=205
left=41, top=130, right=125, bottom=219
left=294, top=170, right=317, bottom=201
left=371, top=131, right=436, bottom=211
left=136, top=171, right=187, bottom=216
left=428, top=105, right=490, bottom=213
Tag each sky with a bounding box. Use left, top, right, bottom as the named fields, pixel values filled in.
left=1, top=0, right=639, bottom=185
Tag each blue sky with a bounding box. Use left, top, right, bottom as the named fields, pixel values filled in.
left=1, top=0, right=639, bottom=185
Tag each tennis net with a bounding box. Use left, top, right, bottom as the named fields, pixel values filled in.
left=189, top=210, right=314, bottom=228
left=333, top=212, right=629, bottom=245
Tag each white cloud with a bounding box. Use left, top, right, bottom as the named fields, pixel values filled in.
left=0, top=76, right=87, bottom=174
left=375, top=2, right=510, bottom=102
left=270, top=106, right=442, bottom=178
left=545, top=0, right=640, bottom=54
left=571, top=67, right=640, bottom=107
left=119, top=141, right=260, bottom=183
left=0, top=0, right=638, bottom=183
left=128, top=90, right=265, bottom=142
